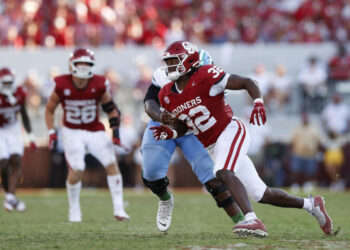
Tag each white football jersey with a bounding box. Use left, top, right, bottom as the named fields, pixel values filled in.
left=152, top=67, right=171, bottom=89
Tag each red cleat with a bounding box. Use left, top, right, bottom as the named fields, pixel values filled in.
left=233, top=218, right=268, bottom=237
left=309, top=195, right=333, bottom=235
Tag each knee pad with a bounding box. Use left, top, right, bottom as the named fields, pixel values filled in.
left=142, top=176, right=169, bottom=196
left=205, top=181, right=234, bottom=208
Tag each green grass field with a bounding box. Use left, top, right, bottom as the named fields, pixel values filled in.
left=0, top=189, right=349, bottom=250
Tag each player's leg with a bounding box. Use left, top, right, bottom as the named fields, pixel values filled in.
left=141, top=122, right=176, bottom=231
left=211, top=118, right=267, bottom=237
left=87, top=130, right=129, bottom=221
left=62, top=127, right=86, bottom=222
left=238, top=155, right=333, bottom=235
left=177, top=134, right=244, bottom=224
left=4, top=125, right=26, bottom=212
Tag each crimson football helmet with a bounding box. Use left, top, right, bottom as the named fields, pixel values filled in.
left=162, top=41, right=200, bottom=81
left=69, top=48, right=95, bottom=79
left=0, top=67, right=15, bottom=94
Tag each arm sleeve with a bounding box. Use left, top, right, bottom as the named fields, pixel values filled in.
left=144, top=84, right=161, bottom=104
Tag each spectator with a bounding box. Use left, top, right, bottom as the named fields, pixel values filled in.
left=290, top=113, right=322, bottom=192
left=321, top=93, right=350, bottom=135
left=323, top=131, right=346, bottom=191
left=297, top=56, right=327, bottom=112
left=249, top=63, right=271, bottom=98
left=269, top=63, right=292, bottom=112
left=328, top=43, right=350, bottom=92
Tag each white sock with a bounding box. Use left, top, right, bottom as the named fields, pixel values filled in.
left=303, top=198, right=312, bottom=212
left=66, top=181, right=81, bottom=212
left=5, top=193, right=15, bottom=201
left=107, top=174, right=124, bottom=212
left=245, top=212, right=257, bottom=221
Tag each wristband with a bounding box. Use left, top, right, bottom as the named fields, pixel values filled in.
left=254, top=98, right=264, bottom=104
left=48, top=129, right=56, bottom=135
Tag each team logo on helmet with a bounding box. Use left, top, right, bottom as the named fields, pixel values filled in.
left=164, top=96, right=170, bottom=104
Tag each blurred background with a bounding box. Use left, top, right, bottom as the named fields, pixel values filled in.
left=1, top=0, right=350, bottom=193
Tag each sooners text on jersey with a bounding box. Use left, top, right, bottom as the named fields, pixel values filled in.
left=54, top=74, right=107, bottom=131
left=0, top=87, right=26, bottom=128
left=159, top=65, right=232, bottom=147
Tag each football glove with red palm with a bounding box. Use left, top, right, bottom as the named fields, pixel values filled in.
left=48, top=129, right=58, bottom=150
left=250, top=98, right=266, bottom=126
left=112, top=128, right=129, bottom=151
left=28, top=133, right=37, bottom=150
left=150, top=125, right=178, bottom=141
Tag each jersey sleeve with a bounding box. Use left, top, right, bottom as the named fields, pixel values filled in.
left=144, top=84, right=161, bottom=104
left=209, top=73, right=229, bottom=96
left=158, top=87, right=166, bottom=108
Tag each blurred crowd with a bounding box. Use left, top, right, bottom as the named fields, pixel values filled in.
left=2, top=0, right=350, bottom=48
left=2, top=0, right=350, bottom=190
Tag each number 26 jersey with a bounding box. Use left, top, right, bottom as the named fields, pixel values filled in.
left=159, top=65, right=233, bottom=148
left=54, top=74, right=107, bottom=131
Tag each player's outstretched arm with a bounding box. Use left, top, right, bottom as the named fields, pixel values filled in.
left=225, top=74, right=266, bottom=125
left=225, top=74, right=262, bottom=100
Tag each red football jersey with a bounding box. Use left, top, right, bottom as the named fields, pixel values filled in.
left=159, top=65, right=232, bottom=147
left=0, top=87, right=26, bottom=127
left=54, top=74, right=107, bottom=131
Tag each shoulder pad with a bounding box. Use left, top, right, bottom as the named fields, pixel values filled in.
left=152, top=67, right=171, bottom=89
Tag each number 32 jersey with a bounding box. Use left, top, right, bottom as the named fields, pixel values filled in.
left=54, top=74, right=107, bottom=131
left=159, top=65, right=233, bottom=147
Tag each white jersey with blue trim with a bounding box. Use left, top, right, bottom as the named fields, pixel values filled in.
left=152, top=67, right=171, bottom=89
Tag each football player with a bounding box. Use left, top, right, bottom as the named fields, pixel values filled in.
left=151, top=41, right=333, bottom=236
left=143, top=50, right=254, bottom=235
left=45, top=48, right=129, bottom=222
left=0, top=67, right=37, bottom=212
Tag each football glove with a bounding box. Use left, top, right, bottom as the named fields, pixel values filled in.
left=28, top=133, right=37, bottom=150
left=150, top=125, right=177, bottom=141
left=48, top=129, right=57, bottom=150
left=112, top=128, right=129, bottom=151
left=250, top=98, right=266, bottom=126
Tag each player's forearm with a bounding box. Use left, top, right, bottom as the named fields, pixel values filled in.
left=45, top=108, right=55, bottom=131
left=144, top=99, right=162, bottom=122
left=244, top=79, right=262, bottom=101
left=20, top=107, right=32, bottom=133
left=107, top=109, right=120, bottom=129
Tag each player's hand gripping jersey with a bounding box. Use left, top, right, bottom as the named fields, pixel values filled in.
left=0, top=87, right=26, bottom=128
left=54, top=74, right=107, bottom=131
left=159, top=64, right=232, bottom=147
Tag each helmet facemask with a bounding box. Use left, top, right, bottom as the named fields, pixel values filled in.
left=0, top=74, right=15, bottom=95
left=70, top=59, right=94, bottom=79
left=162, top=53, right=193, bottom=81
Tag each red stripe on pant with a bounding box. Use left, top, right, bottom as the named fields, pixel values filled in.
left=229, top=119, right=246, bottom=171
left=223, top=119, right=242, bottom=170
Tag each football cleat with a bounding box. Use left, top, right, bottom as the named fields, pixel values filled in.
left=68, top=208, right=82, bottom=222
left=233, top=218, right=268, bottom=238
left=114, top=210, right=130, bottom=221
left=3, top=199, right=26, bottom=212
left=156, top=194, right=173, bottom=232
left=309, top=195, right=333, bottom=235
